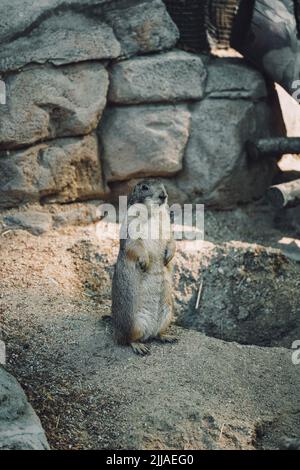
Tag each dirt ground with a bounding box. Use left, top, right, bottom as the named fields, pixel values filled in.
left=0, top=201, right=299, bottom=449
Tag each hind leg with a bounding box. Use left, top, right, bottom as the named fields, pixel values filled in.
left=156, top=303, right=178, bottom=344
left=164, top=239, right=176, bottom=266
left=130, top=325, right=150, bottom=356
left=157, top=325, right=178, bottom=344
left=157, top=333, right=178, bottom=344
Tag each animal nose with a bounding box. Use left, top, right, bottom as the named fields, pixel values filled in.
left=159, top=191, right=166, bottom=201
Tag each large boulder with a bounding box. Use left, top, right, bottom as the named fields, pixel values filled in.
left=205, top=57, right=267, bottom=99
left=174, top=241, right=300, bottom=347
left=0, top=8, right=120, bottom=72
left=108, top=50, right=207, bottom=104
left=282, top=438, right=300, bottom=450
left=0, top=367, right=49, bottom=450
left=0, top=0, right=178, bottom=72
left=101, top=0, right=179, bottom=57
left=275, top=206, right=300, bottom=239
left=99, top=105, right=191, bottom=182
left=0, top=63, right=109, bottom=149
left=175, top=98, right=280, bottom=207
left=3, top=211, right=53, bottom=236
left=0, top=201, right=105, bottom=235
left=0, top=134, right=108, bottom=209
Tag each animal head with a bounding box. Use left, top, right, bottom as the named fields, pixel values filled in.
left=128, top=179, right=168, bottom=210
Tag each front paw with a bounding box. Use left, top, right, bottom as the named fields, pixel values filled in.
left=138, top=255, right=149, bottom=272
left=164, top=247, right=174, bottom=266
left=164, top=249, right=170, bottom=266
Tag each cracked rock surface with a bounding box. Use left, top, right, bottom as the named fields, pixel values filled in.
left=0, top=0, right=178, bottom=72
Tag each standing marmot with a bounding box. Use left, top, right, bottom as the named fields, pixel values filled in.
left=111, top=179, right=177, bottom=355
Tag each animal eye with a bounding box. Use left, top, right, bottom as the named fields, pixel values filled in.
left=141, top=184, right=149, bottom=191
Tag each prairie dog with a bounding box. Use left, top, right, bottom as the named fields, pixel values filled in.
left=111, top=179, right=177, bottom=355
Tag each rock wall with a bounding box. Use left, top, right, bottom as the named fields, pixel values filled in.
left=0, top=0, right=285, bottom=210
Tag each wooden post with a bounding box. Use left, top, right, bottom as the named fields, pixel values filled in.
left=267, top=179, right=300, bottom=207
left=206, top=0, right=240, bottom=48
left=246, top=138, right=300, bottom=161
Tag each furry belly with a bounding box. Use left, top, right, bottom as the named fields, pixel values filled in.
left=134, top=272, right=167, bottom=340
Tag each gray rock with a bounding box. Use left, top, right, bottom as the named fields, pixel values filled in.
left=0, top=134, right=108, bottom=209
left=174, top=241, right=300, bottom=347
left=52, top=202, right=104, bottom=228
left=0, top=0, right=178, bottom=72
left=4, top=211, right=52, bottom=235
left=205, top=57, right=267, bottom=99
left=281, top=437, right=300, bottom=450
left=176, top=98, right=279, bottom=207
left=0, top=63, right=109, bottom=149
left=0, top=9, right=120, bottom=72
left=108, top=50, right=206, bottom=104
left=0, top=1, right=107, bottom=43
left=275, top=206, right=300, bottom=238
left=0, top=201, right=105, bottom=233
left=277, top=241, right=300, bottom=263
left=0, top=367, right=49, bottom=450
left=100, top=105, right=191, bottom=182
left=102, top=0, right=179, bottom=58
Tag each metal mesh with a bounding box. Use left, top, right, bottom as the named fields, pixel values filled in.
left=205, top=0, right=241, bottom=48
left=163, top=1, right=300, bottom=51
left=163, top=0, right=241, bottom=51
left=163, top=0, right=210, bottom=52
